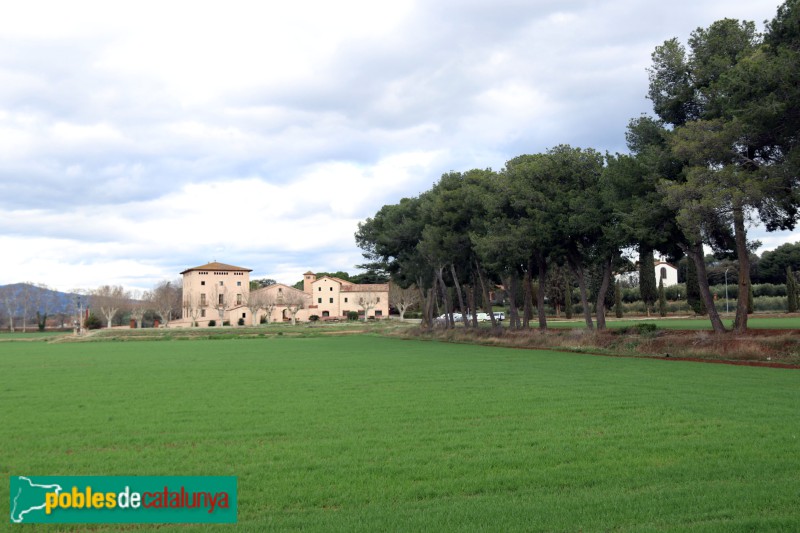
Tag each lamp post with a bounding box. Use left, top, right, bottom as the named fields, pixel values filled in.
left=724, top=268, right=730, bottom=314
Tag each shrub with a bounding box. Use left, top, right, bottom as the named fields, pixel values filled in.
left=347, top=311, right=359, bottom=321
left=208, top=320, right=216, bottom=327
left=237, top=318, right=245, bottom=326
left=309, top=315, right=320, bottom=322
left=223, top=320, right=230, bottom=326
left=260, top=315, right=267, bottom=324
left=84, top=314, right=102, bottom=330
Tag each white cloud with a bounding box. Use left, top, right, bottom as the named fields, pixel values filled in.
left=0, top=0, right=794, bottom=291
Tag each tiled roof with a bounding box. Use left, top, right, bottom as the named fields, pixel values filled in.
left=341, top=283, right=389, bottom=293
left=180, top=262, right=253, bottom=274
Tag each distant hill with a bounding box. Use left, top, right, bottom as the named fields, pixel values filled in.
left=0, top=283, right=79, bottom=318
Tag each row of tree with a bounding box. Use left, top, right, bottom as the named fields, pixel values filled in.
left=356, top=2, right=800, bottom=334
left=0, top=281, right=183, bottom=332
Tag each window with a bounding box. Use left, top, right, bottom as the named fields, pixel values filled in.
left=375, top=310, right=382, bottom=316
left=200, top=294, right=206, bottom=305
left=242, top=313, right=246, bottom=318
left=219, top=294, right=224, bottom=305
left=278, top=288, right=283, bottom=293
left=318, top=287, right=322, bottom=292
left=329, top=298, right=334, bottom=303
left=330, top=287, right=333, bottom=291
left=236, top=294, right=242, bottom=305
left=237, top=281, right=241, bottom=286
left=322, top=311, right=330, bottom=317
left=201, top=281, right=205, bottom=286
left=660, top=267, right=667, bottom=279
left=377, top=297, right=381, bottom=302
left=344, top=297, right=348, bottom=303
left=201, top=309, right=206, bottom=317
left=318, top=298, right=322, bottom=303
left=219, top=281, right=223, bottom=286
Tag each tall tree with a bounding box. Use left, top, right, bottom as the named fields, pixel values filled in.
left=639, top=248, right=657, bottom=316
left=649, top=18, right=768, bottom=333
left=0, top=285, right=19, bottom=332
left=92, top=285, right=129, bottom=328
left=686, top=258, right=707, bottom=315
left=787, top=266, right=799, bottom=313
left=152, top=280, right=181, bottom=327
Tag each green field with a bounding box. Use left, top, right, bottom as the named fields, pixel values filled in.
left=2, top=336, right=799, bottom=531
left=546, top=316, right=800, bottom=330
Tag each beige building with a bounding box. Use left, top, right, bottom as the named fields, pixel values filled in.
left=179, top=261, right=252, bottom=327
left=174, top=262, right=389, bottom=327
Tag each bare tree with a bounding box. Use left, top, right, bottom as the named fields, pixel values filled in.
left=356, top=292, right=378, bottom=322
left=152, top=279, right=181, bottom=327
left=209, top=282, right=228, bottom=326
left=0, top=285, right=18, bottom=332
left=282, top=290, right=306, bottom=326
left=182, top=289, right=206, bottom=327
left=17, top=282, right=37, bottom=332
left=389, top=283, right=419, bottom=320
left=129, top=290, right=150, bottom=328
left=242, top=289, right=269, bottom=326
left=261, top=291, right=278, bottom=325
left=33, top=283, right=55, bottom=331
left=92, top=285, right=129, bottom=328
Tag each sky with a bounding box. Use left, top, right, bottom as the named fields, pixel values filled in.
left=1, top=0, right=796, bottom=292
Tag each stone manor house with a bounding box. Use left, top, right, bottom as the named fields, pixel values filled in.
left=174, top=261, right=389, bottom=327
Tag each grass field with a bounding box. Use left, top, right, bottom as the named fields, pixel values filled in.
left=2, top=335, right=799, bottom=531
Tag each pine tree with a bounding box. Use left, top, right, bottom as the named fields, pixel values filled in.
left=788, top=266, right=798, bottom=313
left=639, top=246, right=657, bottom=316
left=658, top=278, right=667, bottom=317
left=614, top=280, right=623, bottom=318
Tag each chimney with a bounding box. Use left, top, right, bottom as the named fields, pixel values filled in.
left=303, top=271, right=316, bottom=294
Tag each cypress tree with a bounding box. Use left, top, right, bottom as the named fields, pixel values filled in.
left=788, top=266, right=798, bottom=313
left=686, top=259, right=706, bottom=315
left=639, top=246, right=657, bottom=316
left=658, top=278, right=667, bottom=317
left=614, top=280, right=623, bottom=318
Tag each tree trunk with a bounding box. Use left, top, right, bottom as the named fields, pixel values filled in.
left=595, top=253, right=615, bottom=331
left=684, top=242, right=726, bottom=334
left=467, top=283, right=479, bottom=328
left=505, top=273, right=521, bottom=329
left=476, top=259, right=498, bottom=329
left=569, top=255, right=593, bottom=330
left=537, top=255, right=548, bottom=330
left=732, top=205, right=750, bottom=333
left=418, top=276, right=435, bottom=330
left=436, top=267, right=453, bottom=328
left=523, top=260, right=533, bottom=329
left=450, top=264, right=469, bottom=328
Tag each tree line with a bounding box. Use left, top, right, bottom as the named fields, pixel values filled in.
left=356, top=1, right=800, bottom=334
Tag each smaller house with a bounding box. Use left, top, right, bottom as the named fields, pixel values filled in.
left=655, top=261, right=678, bottom=287
left=615, top=261, right=679, bottom=288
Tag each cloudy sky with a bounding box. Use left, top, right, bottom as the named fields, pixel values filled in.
left=1, top=0, right=794, bottom=292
